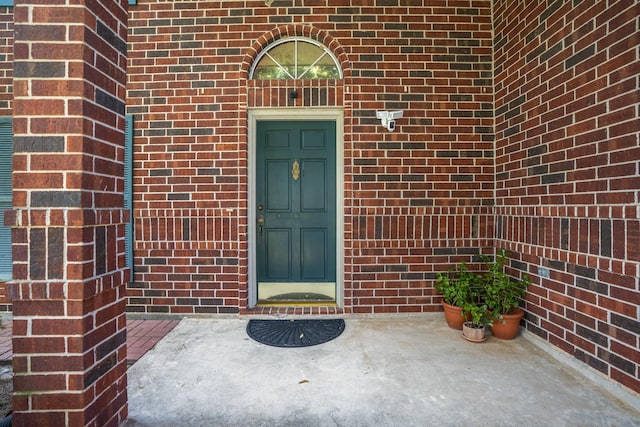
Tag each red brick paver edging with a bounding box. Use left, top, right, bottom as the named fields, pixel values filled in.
left=0, top=319, right=180, bottom=365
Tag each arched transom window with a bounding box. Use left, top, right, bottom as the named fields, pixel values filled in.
left=250, top=37, right=342, bottom=80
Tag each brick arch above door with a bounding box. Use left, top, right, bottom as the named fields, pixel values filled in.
left=241, top=24, right=351, bottom=80
left=241, top=24, right=351, bottom=109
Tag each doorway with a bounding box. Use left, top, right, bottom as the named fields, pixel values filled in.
left=255, top=120, right=336, bottom=304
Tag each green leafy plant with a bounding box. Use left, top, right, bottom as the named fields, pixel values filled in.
left=482, top=249, right=531, bottom=321
left=461, top=294, right=492, bottom=328
left=435, top=262, right=478, bottom=307
left=461, top=277, right=492, bottom=328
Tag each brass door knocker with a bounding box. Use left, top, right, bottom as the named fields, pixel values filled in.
left=292, top=160, right=300, bottom=181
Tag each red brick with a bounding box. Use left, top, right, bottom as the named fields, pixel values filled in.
left=12, top=300, right=65, bottom=316
left=13, top=335, right=67, bottom=354
left=599, top=295, right=637, bottom=318
left=13, top=373, right=67, bottom=392
left=610, top=341, right=640, bottom=365
left=610, top=368, right=640, bottom=395
left=566, top=331, right=596, bottom=354
left=31, top=317, right=91, bottom=336
left=32, top=392, right=87, bottom=410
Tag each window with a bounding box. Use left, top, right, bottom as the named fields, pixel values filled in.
left=250, top=37, right=341, bottom=80
left=0, top=118, right=11, bottom=281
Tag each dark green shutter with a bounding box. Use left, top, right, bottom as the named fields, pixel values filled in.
left=124, top=115, right=134, bottom=273
left=0, top=118, right=12, bottom=281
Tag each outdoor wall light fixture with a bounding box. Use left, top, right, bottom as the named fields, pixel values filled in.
left=376, top=110, right=404, bottom=132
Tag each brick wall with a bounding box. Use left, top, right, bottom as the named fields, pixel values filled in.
left=126, top=0, right=495, bottom=315
left=9, top=0, right=129, bottom=424
left=0, top=0, right=637, bottom=402
left=0, top=6, right=11, bottom=117
left=494, top=0, right=640, bottom=394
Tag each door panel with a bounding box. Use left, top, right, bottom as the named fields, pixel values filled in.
left=265, top=229, right=291, bottom=280
left=300, top=160, right=326, bottom=212
left=265, top=129, right=291, bottom=149
left=301, top=229, right=327, bottom=280
left=301, top=129, right=327, bottom=149
left=266, top=160, right=291, bottom=211
left=256, top=120, right=336, bottom=303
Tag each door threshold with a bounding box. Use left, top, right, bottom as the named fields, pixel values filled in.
left=257, top=302, right=338, bottom=307
left=245, top=305, right=345, bottom=316
left=257, top=282, right=336, bottom=303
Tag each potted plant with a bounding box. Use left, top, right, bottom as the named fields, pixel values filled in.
left=435, top=263, right=477, bottom=330
left=462, top=298, right=493, bottom=342
left=482, top=249, right=531, bottom=340
left=459, top=280, right=492, bottom=342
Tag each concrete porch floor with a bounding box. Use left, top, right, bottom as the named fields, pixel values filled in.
left=126, top=316, right=640, bottom=427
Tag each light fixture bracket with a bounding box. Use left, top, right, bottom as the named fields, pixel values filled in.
left=376, top=110, right=403, bottom=132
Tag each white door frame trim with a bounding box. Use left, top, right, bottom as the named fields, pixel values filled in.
left=247, top=108, right=345, bottom=308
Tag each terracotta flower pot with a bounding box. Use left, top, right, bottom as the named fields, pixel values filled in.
left=490, top=307, right=524, bottom=340
left=462, top=321, right=486, bottom=343
left=442, top=301, right=467, bottom=330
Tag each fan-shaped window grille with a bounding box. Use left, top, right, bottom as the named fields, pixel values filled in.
left=250, top=37, right=342, bottom=80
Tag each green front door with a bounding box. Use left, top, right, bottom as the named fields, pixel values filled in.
left=256, top=121, right=336, bottom=303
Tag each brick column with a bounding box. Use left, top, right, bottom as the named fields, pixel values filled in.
left=9, top=1, right=129, bottom=425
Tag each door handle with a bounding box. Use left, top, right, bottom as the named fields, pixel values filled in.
left=257, top=214, right=264, bottom=240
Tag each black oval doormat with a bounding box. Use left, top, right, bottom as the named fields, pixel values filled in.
left=246, top=319, right=345, bottom=348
